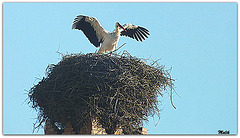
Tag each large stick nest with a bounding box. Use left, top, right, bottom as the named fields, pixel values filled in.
left=28, top=51, right=175, bottom=134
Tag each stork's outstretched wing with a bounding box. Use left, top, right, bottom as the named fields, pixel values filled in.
left=72, top=15, right=109, bottom=47
left=120, top=23, right=150, bottom=42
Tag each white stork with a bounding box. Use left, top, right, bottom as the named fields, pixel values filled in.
left=72, top=15, right=150, bottom=54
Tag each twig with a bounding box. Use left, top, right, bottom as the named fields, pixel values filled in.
left=56, top=50, right=65, bottom=57
left=109, top=43, right=127, bottom=55
left=170, top=87, right=176, bottom=109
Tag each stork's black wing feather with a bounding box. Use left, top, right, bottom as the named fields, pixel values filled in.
left=72, top=15, right=103, bottom=47
left=120, top=24, right=150, bottom=42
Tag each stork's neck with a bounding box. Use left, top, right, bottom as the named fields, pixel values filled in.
left=115, top=26, right=120, bottom=33
left=111, top=27, right=120, bottom=39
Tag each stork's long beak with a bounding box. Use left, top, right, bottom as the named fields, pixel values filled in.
left=119, top=23, right=127, bottom=31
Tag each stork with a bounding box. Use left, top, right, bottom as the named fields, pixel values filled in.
left=72, top=15, right=150, bottom=54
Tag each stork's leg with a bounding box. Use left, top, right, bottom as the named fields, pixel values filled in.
left=98, top=46, right=106, bottom=54
left=97, top=49, right=104, bottom=54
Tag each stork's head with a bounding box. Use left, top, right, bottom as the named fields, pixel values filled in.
left=115, top=22, right=126, bottom=31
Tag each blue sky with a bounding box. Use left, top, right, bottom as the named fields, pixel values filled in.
left=3, top=3, right=237, bottom=134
